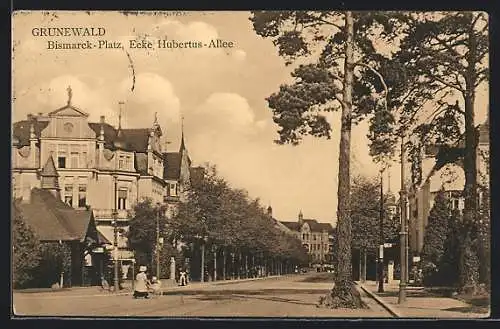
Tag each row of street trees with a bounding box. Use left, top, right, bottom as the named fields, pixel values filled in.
left=127, top=165, right=309, bottom=282
left=350, top=175, right=400, bottom=282
left=250, top=10, right=488, bottom=307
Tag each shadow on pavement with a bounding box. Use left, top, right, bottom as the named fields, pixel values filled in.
left=375, top=290, right=443, bottom=298
left=193, top=293, right=318, bottom=306
left=444, top=306, right=489, bottom=314
left=297, top=273, right=335, bottom=283
left=162, top=289, right=330, bottom=296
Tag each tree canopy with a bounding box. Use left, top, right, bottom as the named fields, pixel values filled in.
left=171, top=165, right=308, bottom=266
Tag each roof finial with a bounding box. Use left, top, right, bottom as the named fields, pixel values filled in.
left=29, top=122, right=36, bottom=139
left=180, top=115, right=186, bottom=151
left=118, top=101, right=124, bottom=130
left=67, top=85, right=73, bottom=105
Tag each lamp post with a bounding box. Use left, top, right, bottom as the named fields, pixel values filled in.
left=200, top=235, right=208, bottom=282
left=156, top=204, right=161, bottom=280
left=398, top=136, right=408, bottom=304
left=112, top=174, right=119, bottom=293
left=378, top=166, right=385, bottom=293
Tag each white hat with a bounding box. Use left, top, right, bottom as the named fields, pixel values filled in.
left=139, top=266, right=147, bottom=272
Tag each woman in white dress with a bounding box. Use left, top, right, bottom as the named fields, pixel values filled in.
left=133, top=266, right=150, bottom=299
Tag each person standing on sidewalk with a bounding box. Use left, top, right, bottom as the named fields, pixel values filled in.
left=179, top=269, right=187, bottom=286
left=133, top=266, right=150, bottom=299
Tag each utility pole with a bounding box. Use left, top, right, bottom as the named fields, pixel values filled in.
left=156, top=205, right=160, bottom=280
left=398, top=136, right=408, bottom=303
left=378, top=166, right=385, bottom=293
left=113, top=174, right=119, bottom=292
left=201, top=240, right=205, bottom=282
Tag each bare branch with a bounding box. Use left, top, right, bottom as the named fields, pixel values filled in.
left=434, top=35, right=466, bottom=59
left=354, top=62, right=388, bottom=95
left=429, top=73, right=466, bottom=94
left=475, top=69, right=489, bottom=87
left=471, top=12, right=483, bottom=30
left=332, top=93, right=345, bottom=108
left=354, top=62, right=389, bottom=116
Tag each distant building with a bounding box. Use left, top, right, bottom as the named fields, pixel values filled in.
left=408, top=119, right=489, bottom=254
left=280, top=211, right=334, bottom=266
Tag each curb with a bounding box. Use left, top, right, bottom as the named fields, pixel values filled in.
left=356, top=282, right=402, bottom=318
left=211, top=275, right=285, bottom=286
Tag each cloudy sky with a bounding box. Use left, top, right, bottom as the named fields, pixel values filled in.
left=12, top=11, right=488, bottom=225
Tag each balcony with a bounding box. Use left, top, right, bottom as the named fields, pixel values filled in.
left=164, top=195, right=180, bottom=203
left=93, top=209, right=130, bottom=221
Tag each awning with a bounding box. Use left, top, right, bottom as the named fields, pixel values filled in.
left=97, top=230, right=112, bottom=245
left=97, top=226, right=128, bottom=248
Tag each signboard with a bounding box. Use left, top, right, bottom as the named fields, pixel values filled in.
left=379, top=245, right=384, bottom=258
left=413, top=256, right=421, bottom=263
left=384, top=243, right=393, bottom=248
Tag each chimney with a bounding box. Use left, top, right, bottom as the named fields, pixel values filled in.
left=267, top=206, right=273, bottom=217
left=37, top=112, right=43, bottom=117
left=27, top=113, right=33, bottom=121
left=100, top=115, right=105, bottom=124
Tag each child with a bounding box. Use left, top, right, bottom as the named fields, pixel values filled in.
left=150, top=276, right=162, bottom=297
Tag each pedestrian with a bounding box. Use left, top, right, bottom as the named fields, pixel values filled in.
left=179, top=269, right=187, bottom=286
left=133, top=266, right=150, bottom=299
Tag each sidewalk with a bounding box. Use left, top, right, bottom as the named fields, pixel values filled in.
left=358, top=280, right=489, bottom=318
left=13, top=275, right=289, bottom=298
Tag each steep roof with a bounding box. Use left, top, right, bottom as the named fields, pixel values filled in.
left=164, top=152, right=181, bottom=180
left=12, top=120, right=49, bottom=147
left=280, top=219, right=334, bottom=233
left=121, top=128, right=150, bottom=152
left=280, top=221, right=301, bottom=231
left=40, top=155, right=58, bottom=177
left=14, top=188, right=104, bottom=243
left=88, top=122, right=117, bottom=149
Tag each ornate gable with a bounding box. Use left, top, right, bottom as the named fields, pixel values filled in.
left=48, top=105, right=89, bottom=118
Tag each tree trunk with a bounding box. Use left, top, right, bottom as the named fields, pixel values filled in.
left=459, top=24, right=480, bottom=292
left=245, top=255, right=248, bottom=278
left=213, top=249, right=217, bottom=282
left=362, top=248, right=367, bottom=282
left=319, top=11, right=364, bottom=309
left=358, top=249, right=362, bottom=281
left=223, top=248, right=226, bottom=281
left=238, top=251, right=242, bottom=279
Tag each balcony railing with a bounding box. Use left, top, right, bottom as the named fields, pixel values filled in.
left=93, top=209, right=130, bottom=220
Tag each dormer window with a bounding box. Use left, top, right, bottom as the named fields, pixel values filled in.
left=169, top=183, right=178, bottom=196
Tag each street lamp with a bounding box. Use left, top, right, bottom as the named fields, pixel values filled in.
left=112, top=174, right=119, bottom=293
left=155, top=203, right=162, bottom=280
left=378, top=166, right=385, bottom=293
left=199, top=235, right=208, bottom=282
left=398, top=136, right=408, bottom=304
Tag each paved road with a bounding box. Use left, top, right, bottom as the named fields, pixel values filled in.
left=13, top=275, right=391, bottom=318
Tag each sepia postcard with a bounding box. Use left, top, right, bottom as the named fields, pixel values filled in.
left=11, top=10, right=490, bottom=318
